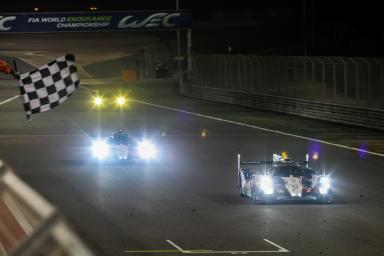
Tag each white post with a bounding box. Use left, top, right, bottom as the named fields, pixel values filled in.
left=187, top=28, right=192, bottom=73
left=306, top=154, right=309, bottom=168
left=176, top=0, right=181, bottom=73
left=237, top=154, right=241, bottom=170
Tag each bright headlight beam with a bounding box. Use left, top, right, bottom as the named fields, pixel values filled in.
left=319, top=176, right=330, bottom=195
left=137, top=140, right=157, bottom=160
left=260, top=176, right=274, bottom=195
left=94, top=96, right=103, bottom=106
left=92, top=139, right=110, bottom=160
left=116, top=96, right=126, bottom=106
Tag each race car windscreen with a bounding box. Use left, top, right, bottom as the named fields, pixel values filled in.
left=272, top=166, right=305, bottom=177
left=240, top=164, right=268, bottom=175
left=109, top=134, right=130, bottom=145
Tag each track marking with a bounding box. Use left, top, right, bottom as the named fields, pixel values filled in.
left=131, top=99, right=384, bottom=158
left=124, top=250, right=181, bottom=253
left=124, top=239, right=289, bottom=254
left=78, top=84, right=384, bottom=157
left=0, top=95, right=20, bottom=106
left=79, top=85, right=97, bottom=92
left=0, top=134, right=85, bottom=138
left=263, top=239, right=290, bottom=253
left=166, top=240, right=186, bottom=253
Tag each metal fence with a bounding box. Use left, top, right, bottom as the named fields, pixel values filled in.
left=0, top=161, right=93, bottom=256
left=190, top=55, right=384, bottom=109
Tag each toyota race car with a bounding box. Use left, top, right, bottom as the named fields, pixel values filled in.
left=237, top=154, right=332, bottom=203
left=91, top=130, right=157, bottom=161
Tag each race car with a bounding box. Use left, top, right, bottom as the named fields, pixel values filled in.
left=237, top=153, right=331, bottom=203
left=92, top=94, right=128, bottom=109
left=91, top=130, right=157, bottom=161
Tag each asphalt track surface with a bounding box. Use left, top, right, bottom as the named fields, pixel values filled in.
left=0, top=33, right=384, bottom=256
left=0, top=81, right=383, bottom=256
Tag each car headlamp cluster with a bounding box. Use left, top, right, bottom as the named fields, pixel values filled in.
left=91, top=137, right=158, bottom=161
left=319, top=176, right=331, bottom=195
left=137, top=140, right=157, bottom=160
left=260, top=176, right=274, bottom=195
left=93, top=96, right=104, bottom=107
left=92, top=139, right=110, bottom=160
left=92, top=95, right=128, bottom=108
left=115, top=96, right=127, bottom=107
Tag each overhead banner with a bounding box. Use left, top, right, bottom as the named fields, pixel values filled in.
left=0, top=10, right=192, bottom=33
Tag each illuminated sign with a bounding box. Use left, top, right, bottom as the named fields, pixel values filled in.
left=0, top=11, right=191, bottom=33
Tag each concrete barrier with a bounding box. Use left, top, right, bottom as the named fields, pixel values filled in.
left=180, top=82, right=384, bottom=131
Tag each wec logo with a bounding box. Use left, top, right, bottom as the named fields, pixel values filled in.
left=118, top=12, right=181, bottom=29
left=0, top=16, right=16, bottom=31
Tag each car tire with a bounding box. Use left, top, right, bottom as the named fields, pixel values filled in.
left=318, top=194, right=332, bottom=204
left=252, top=189, right=259, bottom=203
left=238, top=173, right=244, bottom=197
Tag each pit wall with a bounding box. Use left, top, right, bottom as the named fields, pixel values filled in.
left=179, top=55, right=384, bottom=130
left=180, top=80, right=384, bottom=131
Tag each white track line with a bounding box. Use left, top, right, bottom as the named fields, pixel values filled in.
left=78, top=85, right=384, bottom=158
left=166, top=240, right=186, bottom=253
left=0, top=95, right=20, bottom=106
left=132, top=99, right=384, bottom=158
left=165, top=239, right=289, bottom=254
left=263, top=239, right=290, bottom=253
left=79, top=85, right=96, bottom=92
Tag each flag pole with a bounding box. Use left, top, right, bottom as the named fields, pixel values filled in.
left=13, top=60, right=17, bottom=72
left=12, top=59, right=20, bottom=80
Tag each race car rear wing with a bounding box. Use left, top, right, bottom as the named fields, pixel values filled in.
left=237, top=154, right=310, bottom=170
left=237, top=154, right=268, bottom=170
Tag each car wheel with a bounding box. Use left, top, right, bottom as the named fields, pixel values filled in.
left=238, top=174, right=244, bottom=197
left=318, top=194, right=332, bottom=204
left=252, top=190, right=260, bottom=203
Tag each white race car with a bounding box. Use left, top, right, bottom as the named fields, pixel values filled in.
left=237, top=154, right=332, bottom=203
left=91, top=130, right=157, bottom=162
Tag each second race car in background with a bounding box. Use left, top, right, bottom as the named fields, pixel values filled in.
left=91, top=130, right=157, bottom=162
left=92, top=93, right=129, bottom=109
left=237, top=153, right=332, bottom=203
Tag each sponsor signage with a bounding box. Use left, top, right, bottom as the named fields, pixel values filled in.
left=0, top=10, right=191, bottom=33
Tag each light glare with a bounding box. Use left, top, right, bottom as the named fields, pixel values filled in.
left=260, top=176, right=274, bottom=195
left=137, top=140, right=157, bottom=160
left=319, top=176, right=330, bottom=194
left=116, top=96, right=126, bottom=106
left=93, top=96, right=103, bottom=106
left=92, top=140, right=110, bottom=159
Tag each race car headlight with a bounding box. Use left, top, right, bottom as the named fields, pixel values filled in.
left=319, top=176, right=331, bottom=195
left=137, top=140, right=157, bottom=160
left=93, top=96, right=104, bottom=107
left=260, top=176, right=274, bottom=195
left=92, top=140, right=110, bottom=160
left=115, top=96, right=127, bottom=107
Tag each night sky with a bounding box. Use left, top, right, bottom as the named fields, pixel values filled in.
left=1, top=1, right=383, bottom=56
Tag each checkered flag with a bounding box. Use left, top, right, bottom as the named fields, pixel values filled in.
left=18, top=54, right=80, bottom=120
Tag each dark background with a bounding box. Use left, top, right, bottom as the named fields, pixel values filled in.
left=1, top=0, right=383, bottom=56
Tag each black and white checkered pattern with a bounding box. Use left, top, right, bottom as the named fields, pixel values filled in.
left=18, top=54, right=79, bottom=119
